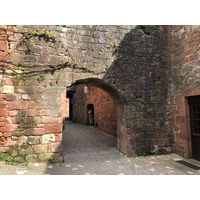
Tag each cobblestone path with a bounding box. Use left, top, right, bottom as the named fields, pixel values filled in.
left=1, top=121, right=200, bottom=175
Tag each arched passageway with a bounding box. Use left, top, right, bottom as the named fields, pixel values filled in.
left=63, top=78, right=130, bottom=155
left=69, top=84, right=118, bottom=136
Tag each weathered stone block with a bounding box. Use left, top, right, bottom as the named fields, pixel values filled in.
left=32, top=144, right=48, bottom=154
left=28, top=136, right=41, bottom=145
left=27, top=109, right=38, bottom=116
left=8, top=101, right=29, bottom=109
left=0, top=146, right=10, bottom=152
left=41, top=134, right=56, bottom=144
left=38, top=152, right=63, bottom=162
left=6, top=93, right=20, bottom=101
left=19, top=146, right=34, bottom=155
left=46, top=87, right=66, bottom=93
left=49, top=55, right=63, bottom=65
left=5, top=78, right=13, bottom=85
left=49, top=142, right=61, bottom=153
left=2, top=85, right=14, bottom=93
left=24, top=55, right=37, bottom=63
left=21, top=94, right=31, bottom=100
left=14, top=86, right=45, bottom=94
left=40, top=109, right=50, bottom=116
left=24, top=128, right=45, bottom=136
left=6, top=117, right=12, bottom=124
left=42, top=116, right=59, bottom=124
left=34, top=117, right=42, bottom=124
left=8, top=110, right=19, bottom=117
left=50, top=110, right=61, bottom=117
left=29, top=101, right=35, bottom=109
left=45, top=124, right=62, bottom=133
left=31, top=45, right=41, bottom=54
left=18, top=136, right=28, bottom=146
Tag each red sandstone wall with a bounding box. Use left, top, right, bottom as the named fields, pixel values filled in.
left=0, top=26, right=63, bottom=162
left=72, top=85, right=117, bottom=136
left=169, top=25, right=200, bottom=157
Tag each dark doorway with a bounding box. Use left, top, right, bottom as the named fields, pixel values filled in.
left=87, top=104, right=94, bottom=126
left=67, top=86, right=75, bottom=120
left=189, top=96, right=200, bottom=160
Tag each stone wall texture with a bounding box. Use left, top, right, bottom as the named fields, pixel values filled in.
left=169, top=25, right=200, bottom=158
left=0, top=25, right=198, bottom=162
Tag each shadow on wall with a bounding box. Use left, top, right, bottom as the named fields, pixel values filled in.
left=102, top=25, right=172, bottom=155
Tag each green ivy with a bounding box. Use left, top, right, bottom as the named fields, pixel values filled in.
left=5, top=156, right=15, bottom=165
left=136, top=97, right=145, bottom=104
left=20, top=73, right=27, bottom=81
left=37, top=76, right=45, bottom=83
left=146, top=108, right=153, bottom=114
left=22, top=158, right=30, bottom=166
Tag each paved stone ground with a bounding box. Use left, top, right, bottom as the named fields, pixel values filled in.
left=1, top=121, right=200, bottom=175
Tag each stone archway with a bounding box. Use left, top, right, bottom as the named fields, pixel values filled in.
left=63, top=78, right=133, bottom=155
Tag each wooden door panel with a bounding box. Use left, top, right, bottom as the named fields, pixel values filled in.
left=189, top=96, right=200, bottom=160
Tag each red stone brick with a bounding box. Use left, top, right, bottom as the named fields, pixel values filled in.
left=55, top=133, right=62, bottom=142
left=45, top=124, right=62, bottom=133
left=8, top=110, right=19, bottom=117
left=37, top=124, right=45, bottom=128
left=40, top=109, right=50, bottom=116
left=0, top=94, right=6, bottom=100
left=8, top=101, right=29, bottom=110
left=0, top=100, right=8, bottom=107
left=6, top=117, right=12, bottom=124
left=28, top=109, right=38, bottom=116
left=182, top=48, right=193, bottom=57
left=0, top=108, right=8, bottom=116
left=18, top=136, right=28, bottom=146
left=0, top=137, right=5, bottom=142
left=3, top=141, right=17, bottom=147
left=0, top=117, right=6, bottom=122
left=29, top=102, right=35, bottom=109
left=0, top=124, right=18, bottom=132
left=5, top=78, right=13, bottom=85
left=34, top=117, right=42, bottom=124
left=33, top=128, right=45, bottom=135
left=189, top=34, right=199, bottom=41
left=197, top=46, right=200, bottom=51
left=0, top=122, right=6, bottom=126
left=3, top=132, right=11, bottom=137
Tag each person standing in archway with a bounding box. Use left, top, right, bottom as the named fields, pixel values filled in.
left=88, top=108, right=93, bottom=126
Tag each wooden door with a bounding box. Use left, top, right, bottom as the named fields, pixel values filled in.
left=189, top=96, right=200, bottom=160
